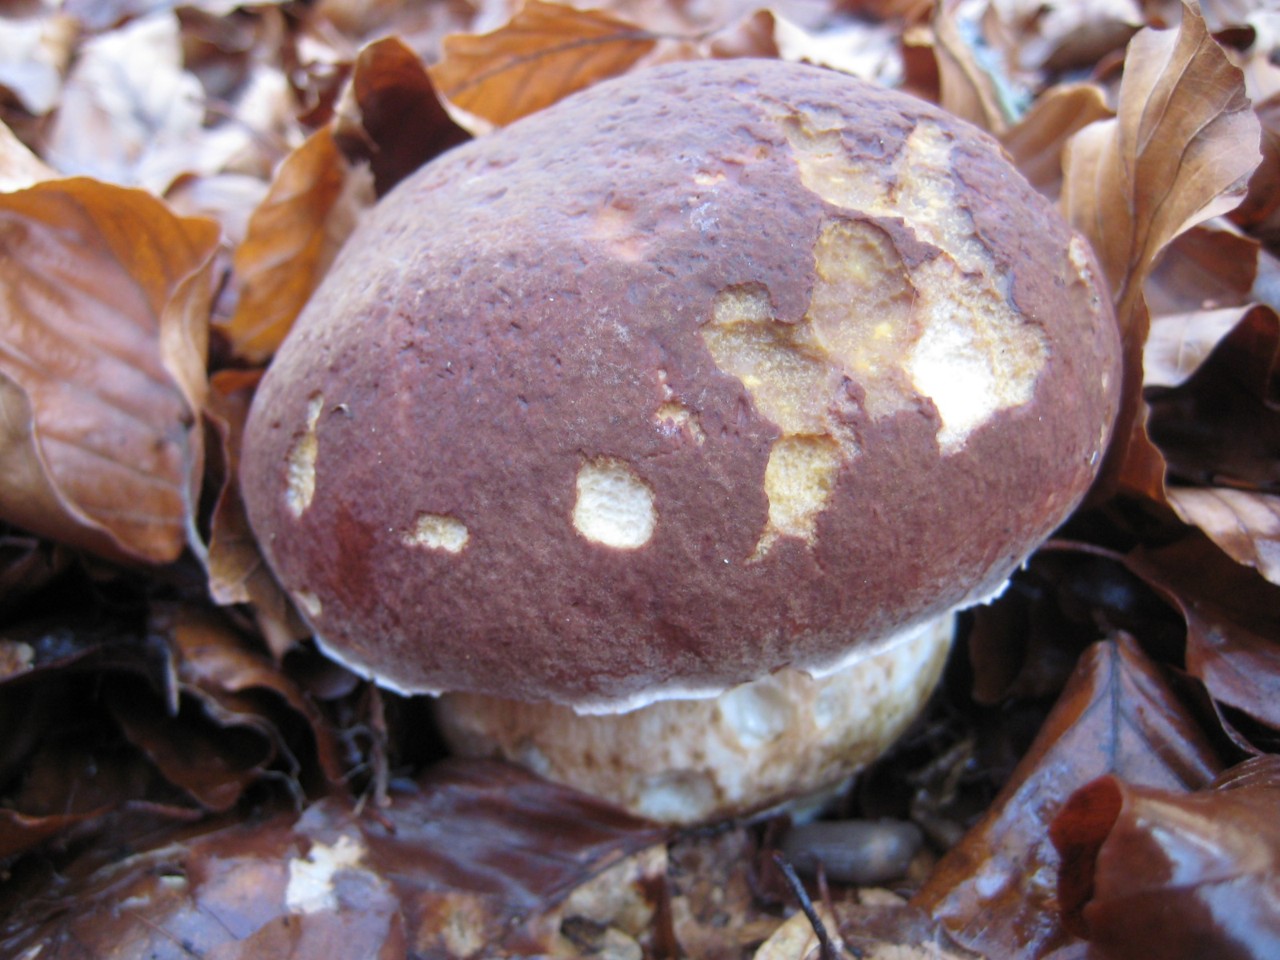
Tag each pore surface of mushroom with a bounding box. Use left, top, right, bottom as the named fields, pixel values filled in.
left=241, top=59, right=1121, bottom=821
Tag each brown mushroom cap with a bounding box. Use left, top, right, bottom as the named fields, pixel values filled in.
left=241, top=58, right=1121, bottom=712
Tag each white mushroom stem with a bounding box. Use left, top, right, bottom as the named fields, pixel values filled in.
left=433, top=615, right=955, bottom=825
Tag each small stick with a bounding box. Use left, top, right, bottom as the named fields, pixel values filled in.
left=771, top=851, right=840, bottom=960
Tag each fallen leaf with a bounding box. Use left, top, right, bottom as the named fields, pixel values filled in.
left=0, top=8, right=76, bottom=116
left=1062, top=1, right=1262, bottom=501
left=1143, top=305, right=1256, bottom=388
left=1147, top=303, right=1280, bottom=492
left=0, top=179, right=217, bottom=564
left=1145, top=225, right=1259, bottom=317
left=931, top=0, right=1023, bottom=134
left=0, top=760, right=668, bottom=959
left=44, top=13, right=208, bottom=191
left=1166, top=488, right=1280, bottom=586
left=1124, top=536, right=1280, bottom=737
left=1000, top=82, right=1112, bottom=198
left=221, top=127, right=372, bottom=364
left=1230, top=94, right=1280, bottom=244
left=913, top=637, right=1224, bottom=959
left=1051, top=755, right=1280, bottom=960
left=333, top=35, right=472, bottom=197
left=163, top=605, right=346, bottom=788
left=0, top=118, right=56, bottom=191
left=431, top=0, right=660, bottom=128
left=204, top=368, right=310, bottom=658
left=993, top=0, right=1142, bottom=73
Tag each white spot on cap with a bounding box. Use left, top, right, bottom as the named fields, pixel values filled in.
left=403, top=513, right=470, bottom=553
left=285, top=395, right=324, bottom=518
left=573, top=458, right=655, bottom=549
left=295, top=589, right=322, bottom=619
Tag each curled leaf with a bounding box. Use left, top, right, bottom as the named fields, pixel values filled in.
left=0, top=179, right=217, bottom=564
left=1051, top=756, right=1280, bottom=960
left=334, top=36, right=472, bottom=197
left=913, top=637, right=1223, bottom=959
left=1062, top=1, right=1262, bottom=501
left=1167, top=488, right=1280, bottom=586
left=1000, top=82, right=1112, bottom=198
left=431, top=0, right=660, bottom=129
left=221, top=127, right=373, bottom=364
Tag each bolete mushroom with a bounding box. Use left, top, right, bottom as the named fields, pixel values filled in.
left=241, top=59, right=1121, bottom=824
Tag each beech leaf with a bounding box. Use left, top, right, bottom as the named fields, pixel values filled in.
left=431, top=0, right=660, bottom=129
left=0, top=179, right=217, bottom=564
left=1144, top=305, right=1251, bottom=389
left=221, top=127, right=372, bottom=365
left=1167, top=488, right=1280, bottom=586
left=1051, top=756, right=1280, bottom=960
left=1124, top=537, right=1280, bottom=735
left=334, top=36, right=472, bottom=197
left=913, top=637, right=1223, bottom=959
left=1062, top=1, right=1261, bottom=502
left=1000, top=82, right=1112, bottom=198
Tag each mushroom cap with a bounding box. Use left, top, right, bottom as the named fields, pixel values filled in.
left=240, top=58, right=1121, bottom=711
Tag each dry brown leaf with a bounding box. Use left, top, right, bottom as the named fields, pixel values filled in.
left=44, top=13, right=207, bottom=191
left=333, top=35, right=472, bottom=197
left=1061, top=1, right=1261, bottom=502
left=204, top=368, right=309, bottom=658
left=992, top=0, right=1142, bottom=73
left=931, top=0, right=1020, bottom=134
left=0, top=8, right=77, bottom=116
left=1000, top=82, right=1112, bottom=197
left=221, top=127, right=372, bottom=365
left=1144, top=305, right=1251, bottom=388
left=1146, top=303, right=1280, bottom=493
left=1145, top=225, right=1260, bottom=317
left=0, top=179, right=218, bottom=564
left=0, top=118, right=55, bottom=194
left=431, top=0, right=660, bottom=129
left=1167, top=488, right=1280, bottom=587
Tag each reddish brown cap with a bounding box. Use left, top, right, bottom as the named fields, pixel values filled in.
left=241, top=58, right=1121, bottom=711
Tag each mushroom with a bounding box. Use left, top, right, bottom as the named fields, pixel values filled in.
left=240, top=59, right=1121, bottom=824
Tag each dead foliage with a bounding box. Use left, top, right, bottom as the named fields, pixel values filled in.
left=1, top=0, right=1278, bottom=957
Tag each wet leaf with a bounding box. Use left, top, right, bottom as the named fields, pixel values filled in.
left=1062, top=1, right=1262, bottom=500
left=913, top=637, right=1223, bottom=959
left=1051, top=755, right=1280, bottom=960
left=221, top=127, right=372, bottom=364
left=334, top=36, right=472, bottom=197
left=1124, top=537, right=1280, bottom=737
left=431, top=0, right=661, bottom=129
left=0, top=179, right=217, bottom=564
left=1, top=760, right=668, bottom=959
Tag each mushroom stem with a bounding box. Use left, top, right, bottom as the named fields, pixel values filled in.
left=433, top=614, right=954, bottom=824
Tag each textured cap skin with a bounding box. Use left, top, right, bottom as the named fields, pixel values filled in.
left=240, top=58, right=1121, bottom=710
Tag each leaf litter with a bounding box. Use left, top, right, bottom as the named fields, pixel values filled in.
left=1, top=0, right=1279, bottom=957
